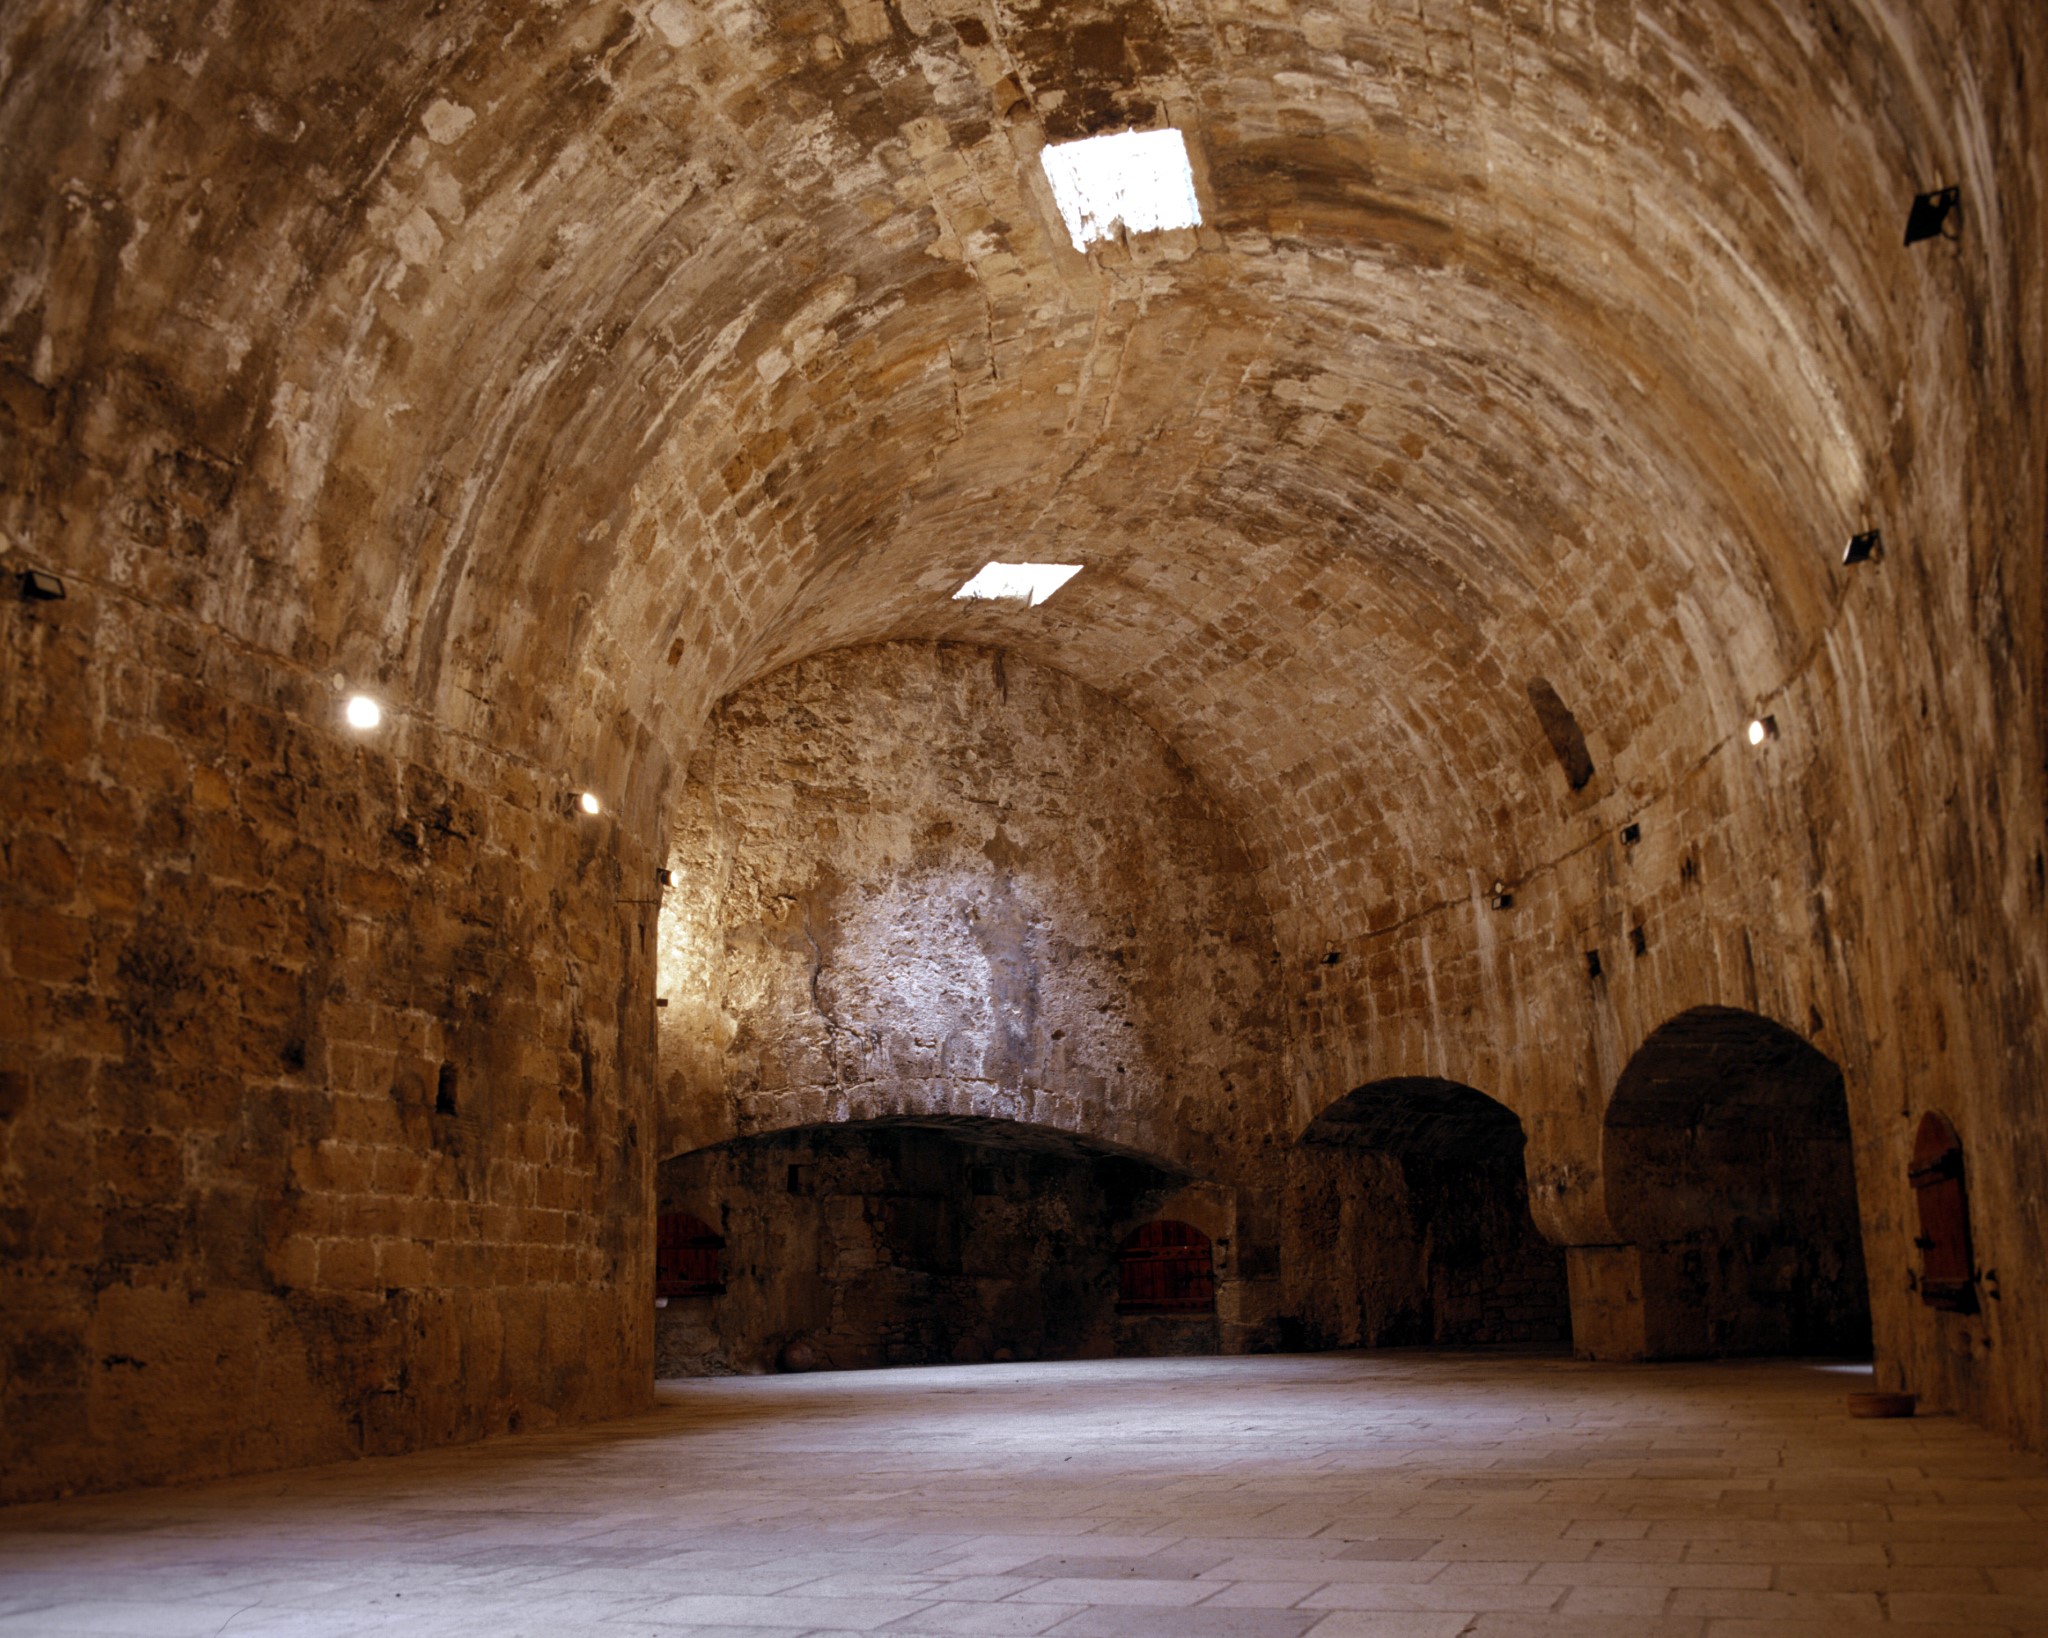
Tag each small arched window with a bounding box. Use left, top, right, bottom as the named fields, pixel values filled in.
left=1117, top=1220, right=1216, bottom=1315
left=656, top=1211, right=725, bottom=1298
left=1908, top=1114, right=1976, bottom=1314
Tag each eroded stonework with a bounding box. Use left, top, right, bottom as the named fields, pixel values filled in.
left=657, top=640, right=1289, bottom=1183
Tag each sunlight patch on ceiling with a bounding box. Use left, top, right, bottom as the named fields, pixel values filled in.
left=953, top=562, right=1084, bottom=607
left=1039, top=129, right=1200, bottom=250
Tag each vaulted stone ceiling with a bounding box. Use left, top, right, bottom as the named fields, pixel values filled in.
left=12, top=0, right=2011, bottom=956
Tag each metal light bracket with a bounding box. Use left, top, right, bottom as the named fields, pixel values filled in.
left=1904, top=186, right=1959, bottom=245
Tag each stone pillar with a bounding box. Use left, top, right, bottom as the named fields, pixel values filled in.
left=1566, top=1246, right=1648, bottom=1361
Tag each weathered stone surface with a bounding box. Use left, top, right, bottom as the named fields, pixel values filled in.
left=0, top=589, right=657, bottom=1502
left=1, top=0, right=2043, bottom=1497
left=656, top=640, right=1289, bottom=1186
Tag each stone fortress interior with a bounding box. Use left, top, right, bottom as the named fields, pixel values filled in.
left=1, top=0, right=2044, bottom=1621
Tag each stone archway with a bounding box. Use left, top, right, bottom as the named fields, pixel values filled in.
left=655, top=1115, right=1200, bottom=1375
left=1282, top=1078, right=1570, bottom=1351
left=1594, top=1007, right=1871, bottom=1360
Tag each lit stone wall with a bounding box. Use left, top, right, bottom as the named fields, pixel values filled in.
left=656, top=640, right=1290, bottom=1194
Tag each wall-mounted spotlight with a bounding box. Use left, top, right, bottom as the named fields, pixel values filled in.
left=1844, top=530, right=1883, bottom=566
left=578, top=791, right=603, bottom=816
left=18, top=568, right=65, bottom=601
left=1620, top=822, right=1641, bottom=847
left=1490, top=880, right=1514, bottom=911
left=1747, top=715, right=1778, bottom=746
left=657, top=866, right=675, bottom=887
left=343, top=694, right=383, bottom=731
left=1904, top=185, right=1959, bottom=246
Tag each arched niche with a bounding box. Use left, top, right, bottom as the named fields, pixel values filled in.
left=654, top=1115, right=1203, bottom=1376
left=1283, top=1078, right=1570, bottom=1350
left=1602, top=1007, right=1870, bottom=1358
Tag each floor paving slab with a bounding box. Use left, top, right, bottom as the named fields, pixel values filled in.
left=0, top=1353, right=2042, bottom=1637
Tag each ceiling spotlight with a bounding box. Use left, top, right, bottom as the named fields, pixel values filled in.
left=18, top=568, right=66, bottom=602
left=344, top=694, right=383, bottom=731
left=1747, top=715, right=1778, bottom=746
left=578, top=791, right=603, bottom=816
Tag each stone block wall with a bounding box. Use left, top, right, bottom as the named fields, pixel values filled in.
left=0, top=584, right=658, bottom=1504
left=655, top=640, right=1291, bottom=1188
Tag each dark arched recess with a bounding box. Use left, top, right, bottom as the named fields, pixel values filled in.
left=1602, top=1007, right=1871, bottom=1358
left=1283, top=1078, right=1570, bottom=1350
left=655, top=1116, right=1195, bottom=1375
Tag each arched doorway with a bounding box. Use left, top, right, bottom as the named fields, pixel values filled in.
left=1909, top=1112, right=1978, bottom=1314
left=1602, top=1007, right=1870, bottom=1358
left=1284, top=1078, right=1570, bottom=1349
left=654, top=1117, right=1195, bottom=1375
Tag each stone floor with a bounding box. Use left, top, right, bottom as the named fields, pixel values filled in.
left=2, top=1353, right=2046, bottom=1637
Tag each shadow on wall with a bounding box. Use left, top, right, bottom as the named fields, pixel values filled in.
left=653, top=1117, right=1228, bottom=1375
left=1592, top=1007, right=1872, bottom=1360
left=1281, top=1078, right=1571, bottom=1351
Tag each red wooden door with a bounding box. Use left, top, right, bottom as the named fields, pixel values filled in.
left=1117, top=1220, right=1216, bottom=1314
left=1909, top=1114, right=1976, bottom=1314
left=656, top=1211, right=725, bottom=1298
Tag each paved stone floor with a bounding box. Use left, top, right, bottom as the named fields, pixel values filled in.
left=2, top=1353, right=2046, bottom=1636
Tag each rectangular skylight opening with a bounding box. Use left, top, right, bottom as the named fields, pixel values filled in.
left=1039, top=128, right=1201, bottom=251
left=953, top=562, right=1083, bottom=607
